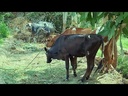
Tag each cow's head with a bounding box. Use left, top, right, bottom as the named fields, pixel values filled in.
left=25, top=23, right=32, bottom=31
left=44, top=47, right=52, bottom=63
left=44, top=47, right=60, bottom=63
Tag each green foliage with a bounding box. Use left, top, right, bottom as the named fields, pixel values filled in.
left=0, top=13, right=11, bottom=44
left=0, top=13, right=4, bottom=22
left=0, top=12, right=15, bottom=24
left=117, top=36, right=128, bottom=79
left=115, top=12, right=123, bottom=26
left=122, top=13, right=128, bottom=38
left=86, top=12, right=104, bottom=28
left=0, top=12, right=13, bottom=43
left=75, top=12, right=92, bottom=28
left=98, top=20, right=116, bottom=40
left=0, top=22, right=10, bottom=39
left=3, top=12, right=15, bottom=19
left=117, top=35, right=128, bottom=50
left=117, top=55, right=128, bottom=78
left=79, top=12, right=88, bottom=22
left=78, top=12, right=128, bottom=40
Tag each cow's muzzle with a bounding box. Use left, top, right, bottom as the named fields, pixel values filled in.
left=47, top=59, right=52, bottom=63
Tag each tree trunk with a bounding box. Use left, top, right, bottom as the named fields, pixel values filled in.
left=62, top=12, right=68, bottom=32
left=102, top=15, right=121, bottom=71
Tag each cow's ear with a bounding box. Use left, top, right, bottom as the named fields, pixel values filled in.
left=44, top=47, right=48, bottom=52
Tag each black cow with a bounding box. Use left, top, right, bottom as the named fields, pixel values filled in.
left=44, top=34, right=104, bottom=82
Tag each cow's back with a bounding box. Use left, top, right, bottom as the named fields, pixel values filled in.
left=63, top=34, right=102, bottom=55
left=51, top=34, right=103, bottom=57
left=46, top=28, right=96, bottom=47
left=61, top=28, right=93, bottom=35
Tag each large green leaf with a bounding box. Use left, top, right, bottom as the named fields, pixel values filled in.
left=112, top=12, right=120, bottom=16
left=79, top=12, right=88, bottom=22
left=115, top=13, right=124, bottom=26
left=98, top=29, right=109, bottom=37
left=108, top=25, right=116, bottom=40
left=108, top=12, right=113, bottom=20
left=91, top=12, right=93, bottom=18
left=97, top=12, right=103, bottom=16
left=97, top=12, right=104, bottom=20
left=86, top=12, right=92, bottom=22
left=106, top=20, right=111, bottom=28
left=103, top=12, right=109, bottom=18
left=70, top=12, right=76, bottom=17
left=98, top=20, right=116, bottom=40
left=98, top=22, right=110, bottom=36
left=123, top=15, right=128, bottom=23
left=90, top=19, right=95, bottom=29
left=122, top=27, right=128, bottom=38
left=80, top=21, right=91, bottom=28
left=87, top=12, right=98, bottom=28
left=123, top=12, right=128, bottom=19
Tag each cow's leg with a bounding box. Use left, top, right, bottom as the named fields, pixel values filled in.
left=70, top=57, right=77, bottom=77
left=81, top=42, right=101, bottom=82
left=74, top=57, right=77, bottom=69
left=65, top=56, right=70, bottom=80
left=81, top=55, right=95, bottom=82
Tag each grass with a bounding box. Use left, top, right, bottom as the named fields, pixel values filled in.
left=0, top=35, right=128, bottom=84
left=0, top=39, right=4, bottom=44
left=117, top=36, right=128, bottom=78
left=0, top=47, right=101, bottom=84
left=117, top=36, right=128, bottom=49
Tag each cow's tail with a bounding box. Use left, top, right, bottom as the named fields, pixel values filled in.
left=93, top=36, right=104, bottom=75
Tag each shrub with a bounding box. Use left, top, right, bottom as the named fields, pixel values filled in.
left=117, top=55, right=128, bottom=78
left=0, top=22, right=10, bottom=38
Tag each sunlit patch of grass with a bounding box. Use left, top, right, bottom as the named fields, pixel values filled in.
left=96, top=49, right=102, bottom=57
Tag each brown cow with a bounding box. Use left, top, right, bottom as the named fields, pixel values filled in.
left=46, top=28, right=96, bottom=47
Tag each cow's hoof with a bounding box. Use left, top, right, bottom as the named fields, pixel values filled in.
left=64, top=78, right=69, bottom=81
left=78, top=79, right=84, bottom=82
left=81, top=78, right=85, bottom=82
left=63, top=78, right=69, bottom=81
